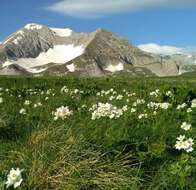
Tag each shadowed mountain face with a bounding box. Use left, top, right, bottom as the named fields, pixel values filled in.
left=0, top=23, right=180, bottom=76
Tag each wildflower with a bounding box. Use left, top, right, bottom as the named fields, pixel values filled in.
left=45, top=96, right=49, bottom=100
left=191, top=99, right=196, bottom=108
left=187, top=108, right=192, bottom=113
left=175, top=135, right=194, bottom=153
left=53, top=106, right=73, bottom=120
left=46, top=89, right=52, bottom=95
left=109, top=96, right=115, bottom=101
left=131, top=108, right=136, bottom=113
left=122, top=105, right=128, bottom=112
left=181, top=122, right=191, bottom=131
left=90, top=103, right=125, bottom=120
left=153, top=111, right=157, bottom=115
left=166, top=91, right=173, bottom=97
left=60, top=86, right=69, bottom=94
left=19, top=108, right=26, bottom=115
left=177, top=103, right=186, bottom=110
left=0, top=97, right=3, bottom=103
left=116, top=95, right=123, bottom=100
left=138, top=113, right=148, bottom=119
left=150, top=89, right=159, bottom=97
left=33, top=102, right=42, bottom=108
left=24, top=100, right=31, bottom=106
left=150, top=91, right=158, bottom=97
left=158, top=102, right=171, bottom=110
left=5, top=168, right=23, bottom=189
left=147, top=102, right=159, bottom=110
left=133, top=99, right=145, bottom=107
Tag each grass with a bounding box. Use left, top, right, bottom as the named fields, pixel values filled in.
left=0, top=75, right=196, bottom=189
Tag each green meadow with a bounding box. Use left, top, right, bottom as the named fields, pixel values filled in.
left=0, top=76, right=196, bottom=190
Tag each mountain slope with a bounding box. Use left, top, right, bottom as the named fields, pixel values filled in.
left=0, top=23, right=180, bottom=76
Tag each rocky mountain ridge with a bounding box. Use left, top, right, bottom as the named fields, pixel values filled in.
left=0, top=23, right=180, bottom=76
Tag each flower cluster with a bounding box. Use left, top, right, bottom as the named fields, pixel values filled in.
left=181, top=122, right=191, bottom=131
left=53, top=106, right=73, bottom=120
left=177, top=103, right=187, bottom=110
left=138, top=113, right=148, bottom=119
left=90, top=103, right=126, bottom=120
left=133, top=99, right=145, bottom=107
left=175, top=135, right=194, bottom=153
left=147, top=102, right=171, bottom=110
left=149, top=89, right=160, bottom=97
left=175, top=122, right=194, bottom=153
left=191, top=99, right=196, bottom=108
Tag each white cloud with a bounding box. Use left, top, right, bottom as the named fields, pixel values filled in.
left=138, top=43, right=184, bottom=55
left=46, top=0, right=196, bottom=18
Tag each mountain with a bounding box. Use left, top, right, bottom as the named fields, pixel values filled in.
left=0, top=23, right=180, bottom=76
left=168, top=54, right=196, bottom=74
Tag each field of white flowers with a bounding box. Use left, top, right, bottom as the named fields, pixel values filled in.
left=0, top=76, right=196, bottom=189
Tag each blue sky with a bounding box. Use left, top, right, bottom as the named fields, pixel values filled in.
left=0, top=0, right=196, bottom=49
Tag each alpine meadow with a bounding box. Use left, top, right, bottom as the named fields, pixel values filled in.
left=0, top=75, right=196, bottom=189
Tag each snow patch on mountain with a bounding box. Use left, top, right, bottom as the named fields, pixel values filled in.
left=105, top=62, right=124, bottom=72
left=25, top=23, right=43, bottom=30
left=2, top=44, right=84, bottom=72
left=51, top=28, right=72, bottom=37
left=25, top=68, right=47, bottom=73
left=13, top=36, right=23, bottom=45
left=66, top=63, right=75, bottom=72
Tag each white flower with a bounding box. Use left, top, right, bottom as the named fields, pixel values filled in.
left=122, top=105, right=128, bottom=112
left=5, top=168, right=23, bottom=189
left=158, top=102, right=171, bottom=110
left=138, top=113, right=148, bottom=119
left=147, top=102, right=159, bottom=110
left=131, top=108, right=136, bottom=113
left=60, top=86, right=69, bottom=94
left=187, top=108, right=192, bottom=113
left=45, top=97, right=49, bottom=100
left=109, top=96, right=115, bottom=101
left=153, top=111, right=157, bottom=115
left=177, top=103, right=186, bottom=110
left=127, top=93, right=136, bottom=97
left=53, top=106, right=73, bottom=120
left=19, top=108, right=26, bottom=115
left=34, top=102, right=42, bottom=108
left=133, top=99, right=145, bottom=107
left=177, top=135, right=186, bottom=142
left=150, top=91, right=158, bottom=97
left=175, top=135, right=194, bottom=153
left=0, top=97, right=3, bottom=103
left=181, top=122, right=191, bottom=131
left=90, top=103, right=124, bottom=120
left=46, top=89, right=52, bottom=95
left=166, top=91, right=173, bottom=97
left=191, top=99, right=196, bottom=108
left=116, top=95, right=123, bottom=100
left=24, top=100, right=31, bottom=106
